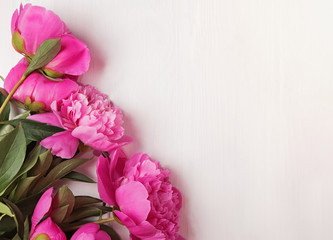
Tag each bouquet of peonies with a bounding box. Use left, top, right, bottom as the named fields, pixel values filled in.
left=0, top=4, right=183, bottom=240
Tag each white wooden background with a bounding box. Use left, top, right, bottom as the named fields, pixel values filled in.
left=1, top=1, right=333, bottom=239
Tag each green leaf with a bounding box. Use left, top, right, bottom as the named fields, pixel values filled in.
left=29, top=150, right=52, bottom=177
left=0, top=90, right=10, bottom=121
left=3, top=119, right=64, bottom=142
left=0, top=202, right=14, bottom=220
left=52, top=204, right=70, bottom=224
left=2, top=199, right=24, bottom=238
left=0, top=215, right=16, bottom=235
left=99, top=225, right=121, bottom=240
left=10, top=175, right=40, bottom=202
left=63, top=171, right=96, bottom=183
left=51, top=185, right=75, bottom=224
left=12, top=234, right=21, bottom=240
left=73, top=196, right=102, bottom=209
left=0, top=124, right=14, bottom=143
left=32, top=158, right=91, bottom=194
left=23, top=218, right=29, bottom=240
left=1, top=144, right=41, bottom=198
left=63, top=207, right=103, bottom=223
left=12, top=111, right=30, bottom=120
left=25, top=39, right=61, bottom=76
left=0, top=124, right=26, bottom=195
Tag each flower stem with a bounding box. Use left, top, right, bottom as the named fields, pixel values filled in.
left=62, top=217, right=116, bottom=231
left=0, top=73, right=27, bottom=118
left=93, top=217, right=115, bottom=224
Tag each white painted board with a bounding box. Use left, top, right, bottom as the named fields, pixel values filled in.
left=1, top=1, right=333, bottom=239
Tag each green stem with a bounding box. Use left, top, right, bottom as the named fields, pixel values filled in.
left=93, top=216, right=115, bottom=224
left=62, top=217, right=116, bottom=231
left=0, top=73, right=27, bottom=118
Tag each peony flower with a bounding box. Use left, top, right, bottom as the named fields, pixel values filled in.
left=30, top=188, right=66, bottom=240
left=28, top=85, right=131, bottom=159
left=4, top=58, right=78, bottom=111
left=11, top=4, right=90, bottom=77
left=70, top=223, right=111, bottom=240
left=30, top=217, right=66, bottom=240
left=30, top=188, right=111, bottom=240
left=97, top=150, right=183, bottom=240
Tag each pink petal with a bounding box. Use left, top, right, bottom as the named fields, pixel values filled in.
left=5, top=58, right=78, bottom=111
left=45, top=34, right=90, bottom=76
left=70, top=223, right=98, bottom=240
left=41, top=131, right=79, bottom=159
left=31, top=188, right=54, bottom=233
left=71, top=126, right=109, bottom=150
left=97, top=155, right=117, bottom=206
left=15, top=4, right=69, bottom=54
left=115, top=181, right=151, bottom=224
left=28, top=113, right=62, bottom=128
left=72, top=126, right=131, bottom=151
left=113, top=210, right=136, bottom=227
left=70, top=223, right=111, bottom=240
left=30, top=217, right=66, bottom=240
left=11, top=9, right=19, bottom=35
left=31, top=77, right=78, bottom=111
left=114, top=212, right=157, bottom=239
left=108, top=149, right=127, bottom=182
left=95, top=231, right=111, bottom=240
left=129, top=221, right=159, bottom=239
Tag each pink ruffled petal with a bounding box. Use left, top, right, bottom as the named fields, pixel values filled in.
left=41, top=131, right=79, bottom=159
left=28, top=113, right=62, bottom=128
left=45, top=34, right=90, bottom=76
left=72, top=126, right=131, bottom=152
left=71, top=126, right=109, bottom=150
left=115, top=181, right=151, bottom=224
left=30, top=217, right=66, bottom=240
left=31, top=188, right=53, bottom=233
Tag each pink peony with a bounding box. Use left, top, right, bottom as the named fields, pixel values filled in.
left=28, top=85, right=131, bottom=159
left=70, top=223, right=111, bottom=240
left=30, top=188, right=111, bottom=240
left=4, top=58, right=78, bottom=111
left=97, top=150, right=183, bottom=240
left=30, top=188, right=66, bottom=240
left=11, top=4, right=90, bottom=77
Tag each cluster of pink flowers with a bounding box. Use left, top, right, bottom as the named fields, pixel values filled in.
left=3, top=3, right=183, bottom=240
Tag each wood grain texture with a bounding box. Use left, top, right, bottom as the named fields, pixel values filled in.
left=1, top=0, right=333, bottom=239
